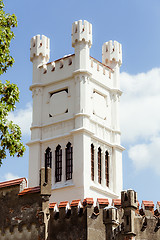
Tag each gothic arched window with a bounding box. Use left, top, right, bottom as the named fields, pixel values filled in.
left=45, top=147, right=52, bottom=183
left=98, top=147, right=102, bottom=184
left=105, top=151, right=109, bottom=187
left=55, top=145, right=62, bottom=183
left=91, top=144, right=94, bottom=181
left=66, top=142, right=73, bottom=180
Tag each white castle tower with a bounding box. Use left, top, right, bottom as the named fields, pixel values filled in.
left=28, top=20, right=124, bottom=203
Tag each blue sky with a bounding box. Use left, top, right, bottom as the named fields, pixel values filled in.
left=1, top=0, right=160, bottom=206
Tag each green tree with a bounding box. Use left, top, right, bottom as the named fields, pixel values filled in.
left=0, top=0, right=25, bottom=164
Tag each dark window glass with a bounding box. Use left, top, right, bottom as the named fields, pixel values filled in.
left=105, top=151, right=109, bottom=187
left=91, top=144, right=94, bottom=181
left=98, top=147, right=101, bottom=184
left=45, top=147, right=52, bottom=183
left=55, top=145, right=62, bottom=182
left=66, top=142, right=73, bottom=180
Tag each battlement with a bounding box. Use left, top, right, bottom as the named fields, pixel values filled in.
left=121, top=189, right=138, bottom=209
left=39, top=54, right=74, bottom=74
left=72, top=20, right=92, bottom=47
left=30, top=34, right=50, bottom=63
left=1, top=181, right=160, bottom=239
left=103, top=207, right=119, bottom=225
left=29, top=54, right=115, bottom=89
left=48, top=197, right=160, bottom=217
left=102, top=40, right=122, bottom=66
left=40, top=55, right=112, bottom=76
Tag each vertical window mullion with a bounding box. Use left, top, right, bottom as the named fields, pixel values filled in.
left=105, top=151, right=109, bottom=187
left=55, top=150, right=57, bottom=181
left=66, top=147, right=67, bottom=180
left=98, top=147, right=101, bottom=184
left=91, top=144, right=94, bottom=181
left=45, top=147, right=52, bottom=183
left=71, top=146, right=73, bottom=179
left=66, top=142, right=73, bottom=181
left=55, top=145, right=62, bottom=183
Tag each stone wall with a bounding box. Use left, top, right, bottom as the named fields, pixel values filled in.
left=0, top=184, right=45, bottom=240
left=0, top=172, right=160, bottom=240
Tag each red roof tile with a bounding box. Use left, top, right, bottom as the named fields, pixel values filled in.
left=97, top=198, right=109, bottom=205
left=83, top=198, right=94, bottom=206
left=142, top=200, right=154, bottom=207
left=112, top=199, right=121, bottom=206
left=59, top=201, right=69, bottom=208
left=49, top=202, right=57, bottom=209
left=70, top=199, right=81, bottom=207
left=137, top=200, right=140, bottom=208
left=0, top=178, right=27, bottom=189
left=18, top=186, right=40, bottom=195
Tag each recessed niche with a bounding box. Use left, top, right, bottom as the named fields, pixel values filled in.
left=49, top=89, right=68, bottom=117
left=93, top=91, right=106, bottom=119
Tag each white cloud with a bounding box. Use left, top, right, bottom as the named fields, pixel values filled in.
left=128, top=137, right=160, bottom=175
left=120, top=68, right=160, bottom=174
left=4, top=172, right=19, bottom=181
left=120, top=68, right=160, bottom=143
left=8, top=103, right=32, bottom=136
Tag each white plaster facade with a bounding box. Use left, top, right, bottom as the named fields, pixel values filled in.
left=28, top=20, right=124, bottom=203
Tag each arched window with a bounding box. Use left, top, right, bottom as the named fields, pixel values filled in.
left=45, top=147, right=52, bottom=183
left=55, top=145, right=62, bottom=183
left=66, top=142, right=73, bottom=180
left=105, top=151, right=109, bottom=187
left=98, top=147, right=101, bottom=184
left=91, top=144, right=94, bottom=181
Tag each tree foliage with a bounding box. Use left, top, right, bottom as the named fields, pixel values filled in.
left=0, top=0, right=25, bottom=164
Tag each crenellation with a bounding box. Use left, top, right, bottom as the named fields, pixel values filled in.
left=72, top=20, right=92, bottom=47
left=121, top=190, right=138, bottom=209
left=102, top=40, right=122, bottom=67
left=42, top=64, right=47, bottom=74
left=0, top=224, right=39, bottom=240
left=97, top=63, right=99, bottom=71
left=103, top=206, right=119, bottom=225
left=0, top=180, right=160, bottom=239
left=51, top=61, right=55, bottom=71
left=30, top=34, right=50, bottom=63
left=142, top=201, right=155, bottom=215
left=68, top=57, right=72, bottom=66
left=34, top=54, right=75, bottom=86
left=59, top=59, right=64, bottom=69
left=103, top=66, right=106, bottom=75
left=89, top=57, right=116, bottom=92
left=90, top=56, right=113, bottom=76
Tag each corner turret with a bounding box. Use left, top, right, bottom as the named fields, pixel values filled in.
left=102, top=40, right=122, bottom=89
left=72, top=20, right=92, bottom=71
left=30, top=35, right=50, bottom=84
left=103, top=207, right=119, bottom=240
left=121, top=190, right=137, bottom=238
left=72, top=20, right=92, bottom=47
left=30, top=35, right=50, bottom=64
left=102, top=40, right=122, bottom=68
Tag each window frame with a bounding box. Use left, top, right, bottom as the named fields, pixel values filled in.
left=45, top=147, right=52, bottom=183
left=105, top=151, right=109, bottom=187
left=66, top=142, right=73, bottom=180
left=98, top=147, right=102, bottom=184
left=91, top=144, right=94, bottom=181
left=55, top=145, right=62, bottom=183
